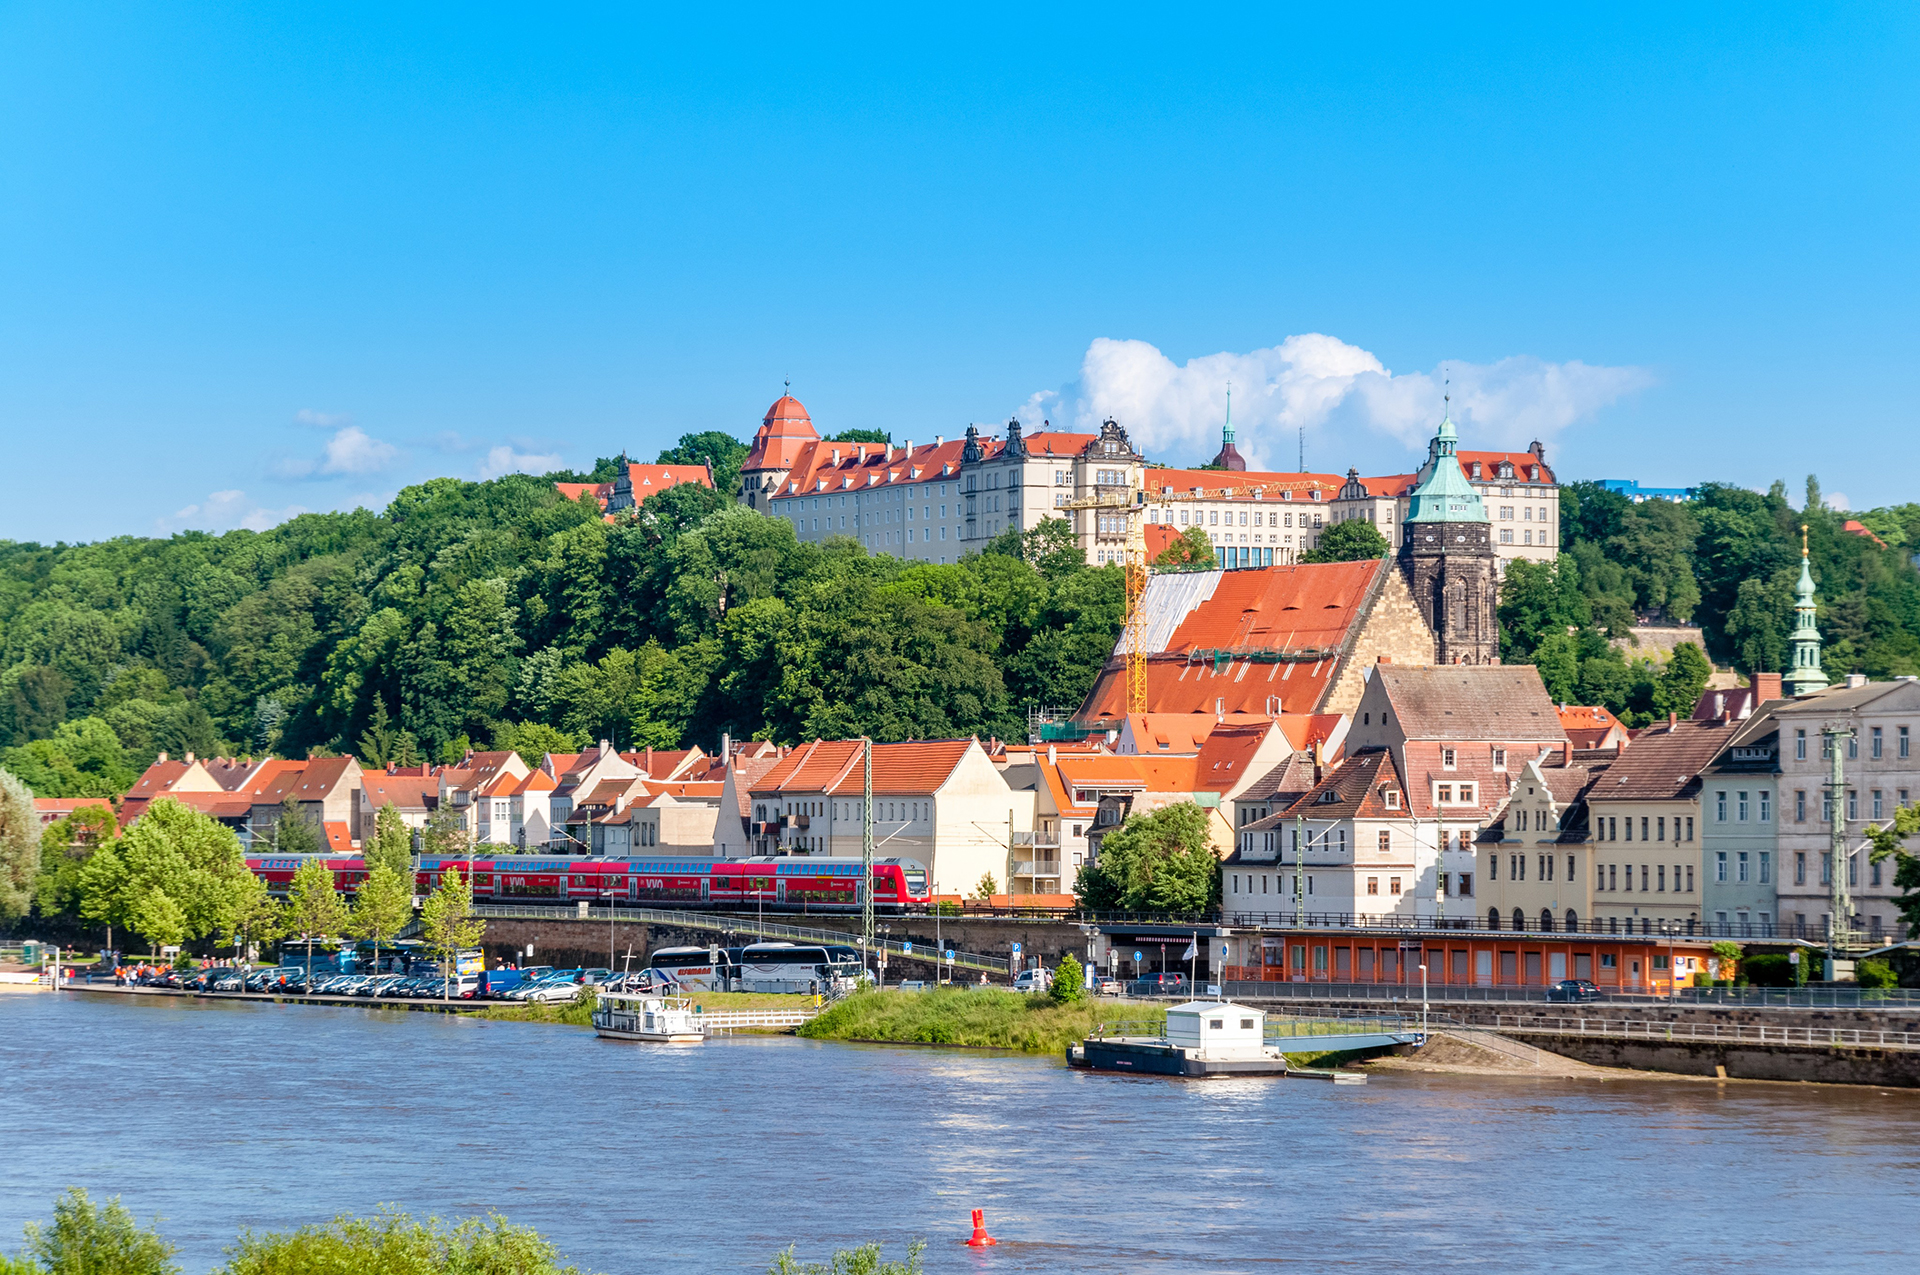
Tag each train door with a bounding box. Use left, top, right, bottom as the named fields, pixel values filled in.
left=700, top=876, right=710, bottom=903
left=775, top=874, right=787, bottom=905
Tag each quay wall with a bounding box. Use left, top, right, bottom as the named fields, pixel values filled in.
left=1233, top=995, right=1920, bottom=1037
left=1520, top=1034, right=1920, bottom=1086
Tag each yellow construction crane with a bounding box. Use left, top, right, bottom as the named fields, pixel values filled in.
left=1058, top=474, right=1335, bottom=715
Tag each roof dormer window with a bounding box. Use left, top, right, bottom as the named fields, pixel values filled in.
left=1383, top=789, right=1400, bottom=809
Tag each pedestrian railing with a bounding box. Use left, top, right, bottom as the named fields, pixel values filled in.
left=1210, top=980, right=1920, bottom=1010
left=1483, top=1014, right=1920, bottom=1051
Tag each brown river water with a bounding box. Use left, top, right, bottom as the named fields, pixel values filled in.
left=3, top=992, right=1917, bottom=1273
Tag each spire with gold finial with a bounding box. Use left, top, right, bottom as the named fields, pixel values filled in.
left=1784, top=523, right=1829, bottom=696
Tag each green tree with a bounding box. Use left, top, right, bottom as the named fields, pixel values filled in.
left=355, top=694, right=420, bottom=769
left=1, top=717, right=137, bottom=799
left=422, top=805, right=472, bottom=859
left=1051, top=952, right=1085, bottom=1003
left=130, top=887, right=190, bottom=954
left=20, top=1188, right=178, bottom=1275
left=1076, top=802, right=1218, bottom=916
left=826, top=428, right=891, bottom=445
left=364, top=803, right=415, bottom=880
left=972, top=872, right=998, bottom=901
left=79, top=798, right=254, bottom=954
left=1867, top=802, right=1920, bottom=933
left=491, top=721, right=583, bottom=769
left=350, top=859, right=414, bottom=976
left=420, top=868, right=485, bottom=999
left=1299, top=518, right=1390, bottom=564
left=269, top=796, right=320, bottom=855
left=285, top=858, right=349, bottom=974
left=33, top=804, right=117, bottom=922
left=226, top=872, right=285, bottom=970
left=1152, top=525, right=1216, bottom=569
left=656, top=430, right=750, bottom=498
left=0, top=766, right=36, bottom=923
left=1655, top=642, right=1713, bottom=718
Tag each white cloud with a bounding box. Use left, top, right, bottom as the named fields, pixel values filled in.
left=272, top=424, right=400, bottom=478
left=478, top=445, right=563, bottom=479
left=295, top=408, right=351, bottom=428
left=159, top=490, right=308, bottom=534
left=1021, top=334, right=1654, bottom=470
left=1825, top=492, right=1851, bottom=512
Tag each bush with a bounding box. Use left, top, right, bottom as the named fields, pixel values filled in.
left=1692, top=972, right=1711, bottom=988
left=17, top=1187, right=179, bottom=1275
left=1857, top=958, right=1898, bottom=989
left=769, top=1241, right=925, bottom=1275
left=218, top=1209, right=587, bottom=1275
left=1051, top=954, right=1085, bottom=1003
left=1739, top=953, right=1795, bottom=987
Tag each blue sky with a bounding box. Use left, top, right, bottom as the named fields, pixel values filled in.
left=2, top=6, right=1915, bottom=541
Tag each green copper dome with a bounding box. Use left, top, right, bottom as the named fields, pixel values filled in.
left=1403, top=414, right=1488, bottom=524
left=1784, top=530, right=1828, bottom=696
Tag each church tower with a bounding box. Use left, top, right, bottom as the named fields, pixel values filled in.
left=1209, top=384, right=1246, bottom=471
left=1784, top=526, right=1829, bottom=696
left=1398, top=410, right=1500, bottom=665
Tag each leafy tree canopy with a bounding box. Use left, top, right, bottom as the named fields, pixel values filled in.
left=1299, top=518, right=1389, bottom=564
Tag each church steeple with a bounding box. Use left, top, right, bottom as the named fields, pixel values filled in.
left=1397, top=406, right=1499, bottom=665
left=1210, top=382, right=1246, bottom=471
left=1784, top=524, right=1829, bottom=696
left=1403, top=404, right=1488, bottom=524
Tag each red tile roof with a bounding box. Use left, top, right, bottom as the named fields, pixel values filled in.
left=1590, top=717, right=1735, bottom=801
left=1557, top=704, right=1626, bottom=750
left=1164, top=560, right=1385, bottom=654
left=1274, top=748, right=1405, bottom=822
left=323, top=822, right=354, bottom=852
left=743, top=394, right=820, bottom=472
left=1374, top=665, right=1565, bottom=742
left=1193, top=722, right=1276, bottom=794
left=557, top=464, right=714, bottom=513
left=1142, top=469, right=1345, bottom=500
left=361, top=774, right=441, bottom=810
left=751, top=739, right=977, bottom=797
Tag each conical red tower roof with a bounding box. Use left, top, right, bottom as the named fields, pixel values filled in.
left=743, top=393, right=819, bottom=472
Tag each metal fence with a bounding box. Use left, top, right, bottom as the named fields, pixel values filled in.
left=1199, top=981, right=1920, bottom=1009
left=1482, top=1013, right=1920, bottom=1051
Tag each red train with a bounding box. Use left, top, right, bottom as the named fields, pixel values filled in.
left=246, top=853, right=932, bottom=913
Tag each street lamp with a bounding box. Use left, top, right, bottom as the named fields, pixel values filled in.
left=879, top=924, right=891, bottom=987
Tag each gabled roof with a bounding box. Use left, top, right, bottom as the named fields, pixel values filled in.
left=1193, top=722, right=1275, bottom=794
left=1273, top=749, right=1404, bottom=822
left=1161, top=560, right=1387, bottom=656
left=750, top=739, right=977, bottom=797
left=1374, top=665, right=1565, bottom=742
left=323, top=822, right=355, bottom=852
left=1118, top=713, right=1268, bottom=755
left=1556, top=704, right=1626, bottom=749
left=1051, top=754, right=1203, bottom=795
left=1591, top=717, right=1736, bottom=802
left=1238, top=753, right=1320, bottom=807
left=556, top=464, right=714, bottom=512
left=362, top=774, right=441, bottom=810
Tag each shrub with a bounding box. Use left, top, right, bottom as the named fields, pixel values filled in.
left=19, top=1187, right=179, bottom=1275
left=769, top=1241, right=925, bottom=1275
left=1692, top=972, right=1711, bottom=988
left=1052, top=954, right=1085, bottom=1003
left=1740, top=953, right=1794, bottom=987
left=1857, top=958, right=1898, bottom=989
left=217, top=1209, right=587, bottom=1275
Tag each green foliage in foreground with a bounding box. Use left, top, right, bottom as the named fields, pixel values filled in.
left=1073, top=801, right=1218, bottom=915
left=2, top=1187, right=916, bottom=1275
left=769, top=1240, right=924, bottom=1275
left=5, top=1187, right=179, bottom=1275
left=218, top=1209, right=587, bottom=1275
left=798, top=988, right=1162, bottom=1054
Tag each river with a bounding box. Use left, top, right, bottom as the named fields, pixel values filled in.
left=3, top=993, right=1918, bottom=1273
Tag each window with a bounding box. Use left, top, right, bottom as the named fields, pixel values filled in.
left=1848, top=791, right=1858, bottom=821
left=1873, top=727, right=1884, bottom=759
left=1442, top=748, right=1457, bottom=769
left=1458, top=783, right=1476, bottom=804
left=1796, top=729, right=1807, bottom=761
left=1384, top=789, right=1400, bottom=809
left=1367, top=877, right=1379, bottom=895
left=1658, top=865, right=1666, bottom=892
left=1686, top=817, right=1693, bottom=841
left=1795, top=851, right=1806, bottom=885
left=1598, top=861, right=1607, bottom=889
left=1716, top=850, right=1727, bottom=883
left=1378, top=831, right=1390, bottom=852
left=1492, top=748, right=1507, bottom=770
left=1716, top=791, right=1727, bottom=821
left=1796, top=790, right=1806, bottom=822
left=1500, top=528, right=1513, bottom=544
left=1760, top=851, right=1771, bottom=884
left=1738, top=851, right=1750, bottom=883
left=1874, top=789, right=1885, bottom=820
left=1903, top=726, right=1911, bottom=759
left=1849, top=735, right=1859, bottom=760
left=1608, top=863, right=1617, bottom=890
left=1760, top=791, right=1770, bottom=822
left=1436, top=784, right=1452, bottom=803
left=1389, top=877, right=1402, bottom=895
left=1657, top=816, right=1666, bottom=841
left=1458, top=873, right=1473, bottom=897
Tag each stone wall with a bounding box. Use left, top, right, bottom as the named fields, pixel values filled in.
left=1524, top=1035, right=1920, bottom=1086
left=1322, top=568, right=1435, bottom=717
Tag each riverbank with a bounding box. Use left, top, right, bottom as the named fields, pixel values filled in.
left=478, top=988, right=817, bottom=1028
left=798, top=988, right=1161, bottom=1054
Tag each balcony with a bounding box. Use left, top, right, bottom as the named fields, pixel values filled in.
left=1013, top=860, right=1064, bottom=879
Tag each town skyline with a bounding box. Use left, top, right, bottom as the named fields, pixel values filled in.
left=4, top=8, right=1918, bottom=541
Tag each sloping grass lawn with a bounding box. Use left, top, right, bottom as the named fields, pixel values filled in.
left=798, top=988, right=1163, bottom=1055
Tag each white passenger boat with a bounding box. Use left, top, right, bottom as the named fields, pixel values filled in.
left=591, top=993, right=705, bottom=1044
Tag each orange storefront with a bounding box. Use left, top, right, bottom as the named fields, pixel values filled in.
left=1222, top=929, right=1709, bottom=995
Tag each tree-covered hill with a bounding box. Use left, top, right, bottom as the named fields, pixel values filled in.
left=0, top=454, right=1122, bottom=796
left=1499, top=476, right=1920, bottom=723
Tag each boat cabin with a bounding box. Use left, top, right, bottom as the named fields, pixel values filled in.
left=1165, top=1001, right=1269, bottom=1061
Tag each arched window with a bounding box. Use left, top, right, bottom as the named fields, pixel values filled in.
left=1540, top=908, right=1555, bottom=933
left=1512, top=908, right=1526, bottom=932
left=1565, top=909, right=1579, bottom=933
left=1488, top=907, right=1501, bottom=931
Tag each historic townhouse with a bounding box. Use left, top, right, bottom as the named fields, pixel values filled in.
left=1698, top=708, right=1784, bottom=937
left=1477, top=757, right=1604, bottom=933
left=1582, top=716, right=1731, bottom=935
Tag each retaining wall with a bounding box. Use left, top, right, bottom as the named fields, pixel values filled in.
left=1524, top=1034, right=1920, bottom=1086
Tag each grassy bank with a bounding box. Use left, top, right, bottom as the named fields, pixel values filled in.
left=798, top=988, right=1162, bottom=1055
left=478, top=989, right=818, bottom=1029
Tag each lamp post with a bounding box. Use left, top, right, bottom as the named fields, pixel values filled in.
left=879, top=924, right=891, bottom=988
left=600, top=889, right=617, bottom=973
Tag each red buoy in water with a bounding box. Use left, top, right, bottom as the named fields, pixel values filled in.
left=965, top=1208, right=998, bottom=1247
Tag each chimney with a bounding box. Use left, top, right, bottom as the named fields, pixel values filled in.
left=1668, top=711, right=1677, bottom=729
left=1847, top=673, right=1869, bottom=689
left=721, top=732, right=732, bottom=762
left=1561, top=739, right=1572, bottom=764
left=1753, top=672, right=1783, bottom=703
left=185, top=751, right=195, bottom=763
left=934, top=434, right=944, bottom=446
left=1047, top=744, right=1057, bottom=764
left=1377, top=655, right=1392, bottom=664
left=905, top=439, right=914, bottom=452
left=157, top=751, right=168, bottom=763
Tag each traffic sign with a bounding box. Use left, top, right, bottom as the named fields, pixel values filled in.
left=902, top=941, right=913, bottom=954
left=1133, top=950, right=1143, bottom=962
left=945, top=950, right=955, bottom=963
left=1011, top=942, right=1022, bottom=954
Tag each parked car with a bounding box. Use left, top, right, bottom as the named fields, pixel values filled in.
left=209, top=969, right=249, bottom=992
left=1128, top=973, right=1190, bottom=996
left=1095, top=977, right=1123, bottom=996
left=525, top=978, right=583, bottom=1005
left=1547, top=979, right=1603, bottom=1003
left=1012, top=968, right=1054, bottom=993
